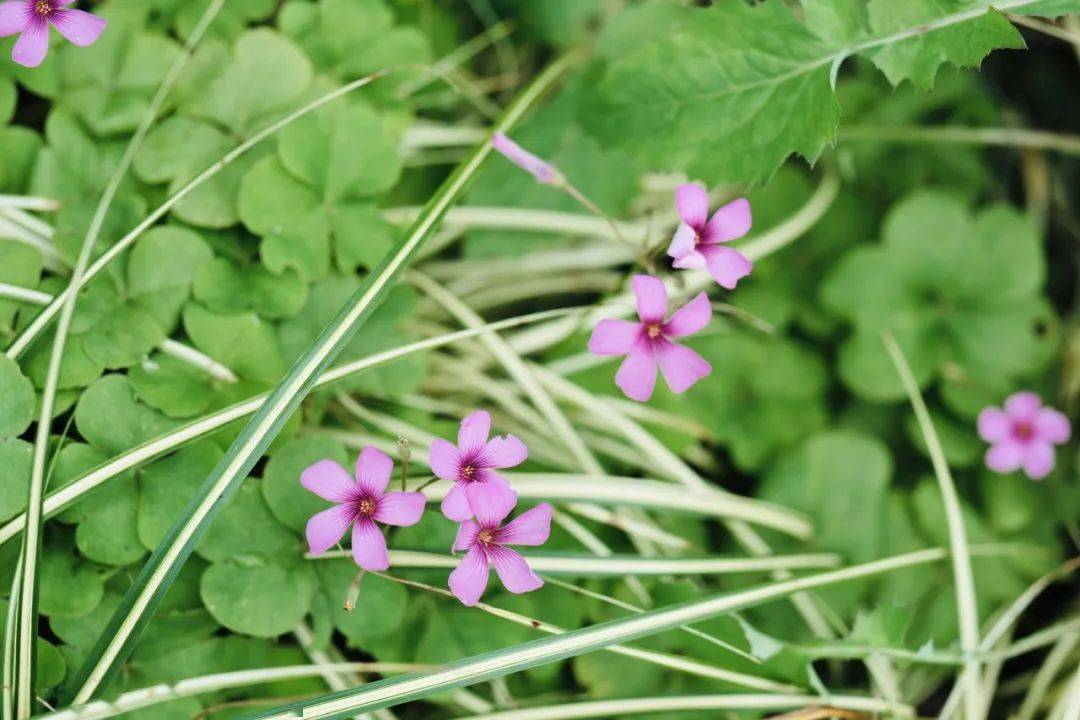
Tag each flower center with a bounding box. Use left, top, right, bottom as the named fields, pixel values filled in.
left=357, top=498, right=376, bottom=517
left=646, top=323, right=663, bottom=339
left=34, top=0, right=53, bottom=15
left=1014, top=421, right=1034, bottom=442
left=461, top=464, right=477, bottom=481
left=477, top=529, right=495, bottom=546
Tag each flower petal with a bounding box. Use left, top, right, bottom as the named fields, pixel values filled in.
left=492, top=132, right=559, bottom=185
left=374, top=491, right=425, bottom=526
left=588, top=318, right=641, bottom=357
left=631, top=274, right=667, bottom=324
left=1004, top=391, right=1041, bottom=422
left=50, top=8, right=104, bottom=46
left=428, top=438, right=461, bottom=481
left=485, top=434, right=528, bottom=468
left=12, top=16, right=48, bottom=67
left=985, top=442, right=1024, bottom=474
left=466, top=481, right=518, bottom=527
left=1022, top=441, right=1055, bottom=480
left=1034, top=407, right=1071, bottom=445
left=615, top=345, right=658, bottom=402
left=351, top=517, right=389, bottom=571
left=458, top=410, right=491, bottom=453
left=703, top=246, right=753, bottom=290
left=491, top=547, right=543, bottom=594
left=675, top=183, right=708, bottom=228
left=667, top=222, right=698, bottom=261
left=671, top=249, right=707, bottom=270
left=449, top=547, right=490, bottom=606
left=655, top=340, right=711, bottom=394
left=453, top=520, right=480, bottom=553
left=305, top=504, right=352, bottom=555
left=355, top=445, right=392, bottom=496
left=301, top=460, right=356, bottom=502
left=977, top=407, right=1010, bottom=443
left=0, top=2, right=28, bottom=37
left=497, top=503, right=552, bottom=546
left=704, top=197, right=751, bottom=243
left=441, top=481, right=472, bottom=522
left=663, top=292, right=711, bottom=338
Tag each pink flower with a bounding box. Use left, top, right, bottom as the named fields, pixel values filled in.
left=491, top=132, right=563, bottom=186
left=667, top=183, right=753, bottom=290
left=302, top=447, right=426, bottom=571
left=0, top=0, right=105, bottom=68
left=588, top=275, right=712, bottom=402
left=429, top=410, right=527, bottom=522
left=978, top=392, right=1071, bottom=480
left=449, top=487, right=552, bottom=606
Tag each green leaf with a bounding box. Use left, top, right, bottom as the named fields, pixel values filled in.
left=195, top=482, right=296, bottom=563
left=0, top=355, right=34, bottom=440
left=864, top=2, right=1023, bottom=90
left=278, top=99, right=402, bottom=202
left=74, top=375, right=176, bottom=455
left=183, top=29, right=313, bottom=137
left=0, top=440, right=32, bottom=523
left=71, top=475, right=146, bottom=567
left=822, top=192, right=1054, bottom=400
left=182, top=303, right=287, bottom=383
left=137, top=443, right=224, bottom=551
left=314, top=559, right=408, bottom=645
left=38, top=538, right=105, bottom=619
left=192, top=258, right=308, bottom=320
left=127, top=226, right=213, bottom=330
left=129, top=353, right=216, bottom=419
left=583, top=0, right=1027, bottom=183
left=0, top=126, right=43, bottom=193
left=200, top=555, right=315, bottom=638
left=263, top=436, right=349, bottom=532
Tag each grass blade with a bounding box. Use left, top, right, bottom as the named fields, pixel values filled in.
left=63, top=54, right=578, bottom=705
left=245, top=549, right=948, bottom=720
left=308, top=549, right=841, bottom=575
left=455, top=694, right=912, bottom=720
left=5, top=4, right=226, bottom=716
left=883, top=332, right=981, bottom=720
left=0, top=308, right=583, bottom=551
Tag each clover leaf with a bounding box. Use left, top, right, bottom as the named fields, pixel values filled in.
left=822, top=191, right=1056, bottom=402
left=0, top=355, right=34, bottom=440
left=201, top=555, right=315, bottom=638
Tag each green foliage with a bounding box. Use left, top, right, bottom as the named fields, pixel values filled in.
left=0, top=1, right=1075, bottom=715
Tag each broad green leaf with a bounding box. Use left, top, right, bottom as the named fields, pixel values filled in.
left=72, top=476, right=146, bottom=567
left=38, top=538, right=105, bottom=619
left=74, top=375, right=176, bottom=455
left=822, top=192, right=1054, bottom=400
left=195, top=482, right=296, bottom=563
left=137, top=443, right=224, bottom=551
left=0, top=243, right=43, bottom=338
left=183, top=29, right=313, bottom=137
left=192, top=258, right=308, bottom=320
left=583, top=0, right=1028, bottom=183
left=129, top=354, right=216, bottom=419
left=314, top=559, right=408, bottom=646
left=200, top=555, right=315, bottom=637
left=127, top=227, right=213, bottom=330
left=0, top=126, right=43, bottom=193
left=0, top=440, right=32, bottom=523
left=0, top=355, right=34, bottom=439
left=182, top=303, right=287, bottom=383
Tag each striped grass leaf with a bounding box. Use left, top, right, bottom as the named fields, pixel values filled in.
left=5, top=4, right=227, bottom=717
left=244, top=549, right=948, bottom=720
left=62, top=54, right=579, bottom=705
left=883, top=332, right=981, bottom=720
left=375, top=573, right=797, bottom=693
left=452, top=694, right=912, bottom=720
left=308, top=549, right=841, bottom=575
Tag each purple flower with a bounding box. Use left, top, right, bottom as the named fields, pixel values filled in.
left=491, top=132, right=562, bottom=186
left=588, top=274, right=712, bottom=402
left=449, top=487, right=552, bottom=606
left=978, top=392, right=1071, bottom=480
left=667, top=183, right=753, bottom=290
left=429, top=410, right=527, bottom=522
left=302, top=447, right=426, bottom=571
left=0, top=0, right=105, bottom=68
